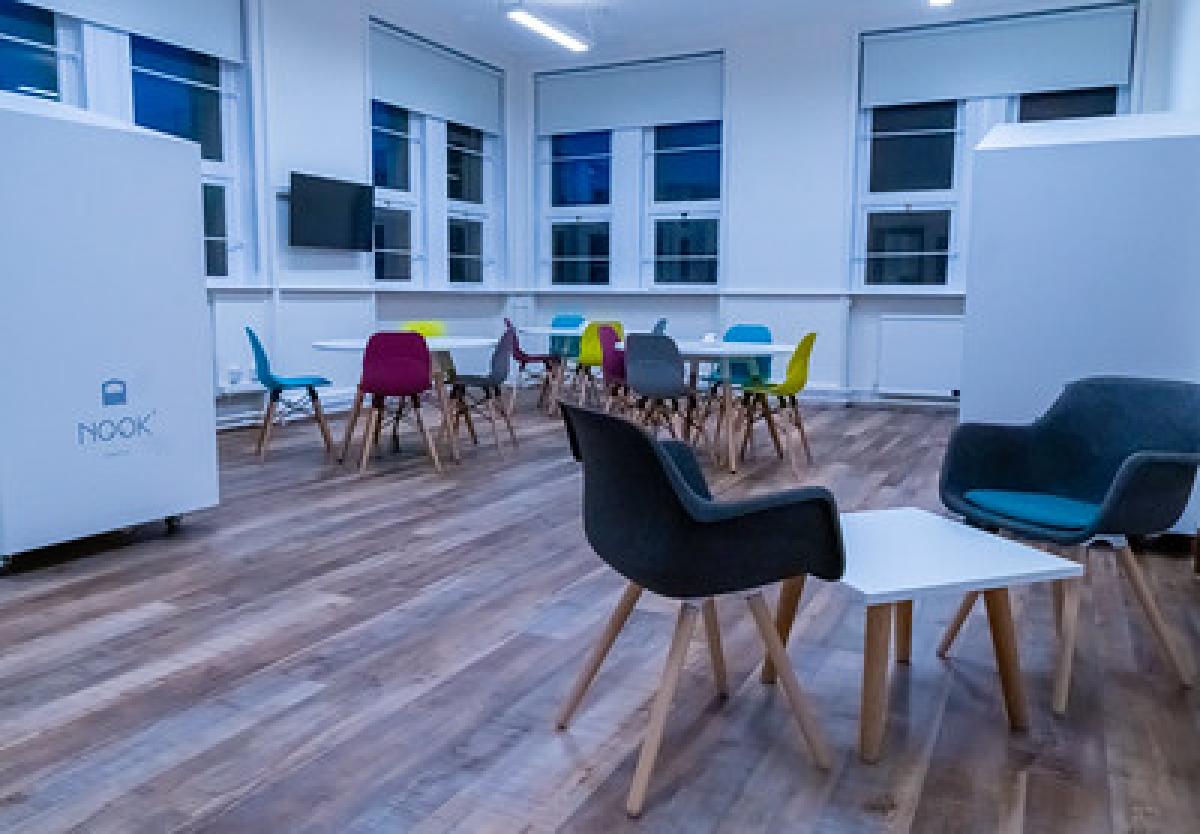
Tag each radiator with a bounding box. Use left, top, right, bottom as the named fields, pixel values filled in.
left=876, top=315, right=964, bottom=398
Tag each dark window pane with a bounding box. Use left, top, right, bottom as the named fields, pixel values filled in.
left=553, top=260, right=610, bottom=285
left=0, top=39, right=57, bottom=99
left=872, top=102, right=956, bottom=133
left=131, top=36, right=219, bottom=88
left=866, top=210, right=950, bottom=286
left=447, top=121, right=483, bottom=152
left=448, top=218, right=482, bottom=257
left=133, top=70, right=223, bottom=161
left=1020, top=87, right=1118, bottom=122
left=202, top=184, right=226, bottom=238
left=552, top=131, right=610, bottom=157
left=552, top=222, right=609, bottom=259
left=372, top=130, right=409, bottom=190
left=1, top=1, right=55, bottom=44
left=655, top=121, right=721, bottom=151
left=552, top=158, right=610, bottom=206
left=656, top=259, right=718, bottom=284
left=204, top=240, right=228, bottom=277
left=448, top=147, right=483, bottom=203
left=449, top=257, right=482, bottom=283
left=371, top=100, right=409, bottom=134
left=376, top=252, right=411, bottom=281
left=655, top=148, right=721, bottom=201
left=870, top=134, right=954, bottom=192
left=656, top=219, right=718, bottom=258
left=374, top=208, right=411, bottom=252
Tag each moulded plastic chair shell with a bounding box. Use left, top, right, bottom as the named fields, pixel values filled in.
left=746, top=333, right=817, bottom=398
left=578, top=321, right=624, bottom=369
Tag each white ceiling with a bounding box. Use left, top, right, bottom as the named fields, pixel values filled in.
left=376, top=0, right=1112, bottom=68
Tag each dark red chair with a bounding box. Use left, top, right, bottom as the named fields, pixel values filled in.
left=598, top=324, right=627, bottom=414
left=506, top=317, right=560, bottom=411
left=340, top=332, right=442, bottom=473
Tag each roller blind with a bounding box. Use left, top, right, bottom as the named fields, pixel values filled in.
left=536, top=53, right=723, bottom=135
left=861, top=5, right=1136, bottom=108
left=370, top=24, right=503, bottom=135
left=22, top=0, right=243, bottom=61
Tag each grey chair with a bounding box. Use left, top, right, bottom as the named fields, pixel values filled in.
left=556, top=404, right=844, bottom=816
left=939, top=376, right=1200, bottom=712
left=624, top=333, right=699, bottom=440
left=448, top=328, right=517, bottom=452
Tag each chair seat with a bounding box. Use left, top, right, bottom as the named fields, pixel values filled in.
left=964, top=489, right=1101, bottom=531
left=271, top=375, right=331, bottom=391
left=453, top=374, right=501, bottom=389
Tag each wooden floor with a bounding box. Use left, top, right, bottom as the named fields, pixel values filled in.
left=2, top=398, right=1198, bottom=833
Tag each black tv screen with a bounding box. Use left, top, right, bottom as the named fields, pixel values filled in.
left=289, top=173, right=373, bottom=251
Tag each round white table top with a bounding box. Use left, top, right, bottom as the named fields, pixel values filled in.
left=667, top=340, right=800, bottom=359
left=313, top=336, right=498, bottom=352
left=518, top=325, right=586, bottom=337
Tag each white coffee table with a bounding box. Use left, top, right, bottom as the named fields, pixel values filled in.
left=767, top=507, right=1085, bottom=763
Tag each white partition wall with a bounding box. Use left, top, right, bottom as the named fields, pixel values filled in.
left=0, top=95, right=219, bottom=559
left=961, top=112, right=1200, bottom=424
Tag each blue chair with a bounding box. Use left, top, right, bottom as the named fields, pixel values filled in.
left=938, top=376, right=1200, bottom=710
left=245, top=327, right=333, bottom=460
left=722, top=324, right=773, bottom=386
left=549, top=313, right=585, bottom=360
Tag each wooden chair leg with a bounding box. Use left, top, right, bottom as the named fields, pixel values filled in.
left=860, top=604, right=892, bottom=763
left=1117, top=545, right=1195, bottom=687
left=556, top=583, right=643, bottom=731
left=937, top=591, right=979, bottom=658
left=499, top=392, right=518, bottom=447
left=309, top=387, right=333, bottom=454
left=701, top=598, right=728, bottom=698
left=748, top=593, right=831, bottom=770
left=339, top=390, right=363, bottom=464
left=983, top=588, right=1029, bottom=731
left=1053, top=576, right=1082, bottom=716
left=359, top=406, right=381, bottom=473
left=761, top=394, right=784, bottom=459
left=412, top=395, right=442, bottom=473
left=895, top=601, right=913, bottom=665
left=462, top=398, right=479, bottom=446
left=483, top=394, right=503, bottom=452
left=255, top=395, right=277, bottom=459
left=793, top=397, right=814, bottom=464
left=762, top=576, right=806, bottom=684
left=626, top=603, right=699, bottom=818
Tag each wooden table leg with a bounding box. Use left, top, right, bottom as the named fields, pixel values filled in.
left=894, top=600, right=913, bottom=665
left=432, top=364, right=460, bottom=464
left=762, top=576, right=805, bottom=684
left=1052, top=577, right=1081, bottom=716
left=983, top=588, right=1029, bottom=731
left=859, top=603, right=892, bottom=763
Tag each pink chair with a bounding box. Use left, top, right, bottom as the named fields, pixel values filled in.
left=598, top=325, right=628, bottom=414
left=340, top=332, right=442, bottom=473
left=505, top=317, right=560, bottom=412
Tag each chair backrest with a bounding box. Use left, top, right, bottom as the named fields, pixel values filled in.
left=579, top=321, right=624, bottom=368
left=360, top=332, right=432, bottom=397
left=483, top=327, right=515, bottom=387
left=549, top=313, right=585, bottom=358
left=773, top=332, right=818, bottom=396
left=400, top=320, right=447, bottom=338
left=1034, top=376, right=1200, bottom=504
left=652, top=318, right=669, bottom=336
left=724, top=323, right=773, bottom=385
left=598, top=325, right=625, bottom=384
left=626, top=333, right=686, bottom=399
left=504, top=318, right=531, bottom=365
left=245, top=327, right=277, bottom=389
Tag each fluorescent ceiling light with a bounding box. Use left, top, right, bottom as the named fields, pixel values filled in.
left=929, top=0, right=954, bottom=6
left=507, top=9, right=589, bottom=52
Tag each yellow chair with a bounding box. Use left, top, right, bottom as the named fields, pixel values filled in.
left=398, top=320, right=454, bottom=391
left=574, top=320, right=623, bottom=405
left=740, top=332, right=817, bottom=470
left=399, top=320, right=447, bottom=337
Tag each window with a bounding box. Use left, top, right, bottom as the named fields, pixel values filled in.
left=552, top=221, right=610, bottom=285
left=0, top=0, right=56, bottom=99
left=202, top=184, right=228, bottom=277
left=372, top=100, right=410, bottom=190
left=653, top=121, right=721, bottom=202
left=865, top=210, right=950, bottom=286
left=656, top=218, right=718, bottom=284
left=375, top=208, right=411, bottom=281
left=551, top=131, right=611, bottom=207
left=1019, top=87, right=1118, bottom=122
left=448, top=217, right=482, bottom=283
left=447, top=122, right=484, bottom=204
left=131, top=36, right=222, bottom=162
left=869, top=102, right=957, bottom=193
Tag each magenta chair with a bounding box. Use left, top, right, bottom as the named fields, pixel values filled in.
left=506, top=317, right=560, bottom=412
left=598, top=325, right=628, bottom=414
left=340, top=332, right=442, bottom=473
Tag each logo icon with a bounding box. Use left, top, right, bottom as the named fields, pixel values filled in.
left=101, top=379, right=127, bottom=407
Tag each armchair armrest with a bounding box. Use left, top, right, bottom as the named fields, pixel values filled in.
left=657, top=440, right=712, bottom=500
left=940, top=422, right=1038, bottom=506
left=1093, top=451, right=1200, bottom=535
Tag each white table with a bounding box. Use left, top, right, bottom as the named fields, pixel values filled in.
left=517, top=325, right=586, bottom=338
left=768, top=508, right=1085, bottom=763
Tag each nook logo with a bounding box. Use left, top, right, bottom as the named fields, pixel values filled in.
left=78, top=379, right=157, bottom=449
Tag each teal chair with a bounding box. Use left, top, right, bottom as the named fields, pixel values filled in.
left=721, top=324, right=773, bottom=386
left=549, top=313, right=585, bottom=360
left=245, top=327, right=333, bottom=460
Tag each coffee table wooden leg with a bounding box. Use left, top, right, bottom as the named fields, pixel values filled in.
left=937, top=591, right=979, bottom=659
left=1052, top=577, right=1081, bottom=716
left=761, top=575, right=806, bottom=684
left=894, top=600, right=913, bottom=665
left=859, top=603, right=892, bottom=763
left=983, top=588, right=1029, bottom=731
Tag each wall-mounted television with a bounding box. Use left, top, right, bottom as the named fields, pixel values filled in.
left=288, top=172, right=373, bottom=252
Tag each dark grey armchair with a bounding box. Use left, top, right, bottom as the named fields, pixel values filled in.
left=556, top=404, right=843, bottom=816
left=938, top=376, right=1199, bottom=710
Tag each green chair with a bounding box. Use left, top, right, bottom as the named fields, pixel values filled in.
left=574, top=320, right=623, bottom=405
left=741, top=333, right=817, bottom=469
left=245, top=327, right=333, bottom=460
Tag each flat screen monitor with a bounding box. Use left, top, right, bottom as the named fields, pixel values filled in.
left=288, top=172, right=373, bottom=252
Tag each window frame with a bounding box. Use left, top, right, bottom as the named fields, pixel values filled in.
left=0, top=6, right=82, bottom=104
left=540, top=131, right=614, bottom=286
left=549, top=218, right=612, bottom=287
left=445, top=124, right=499, bottom=285
left=373, top=105, right=424, bottom=283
